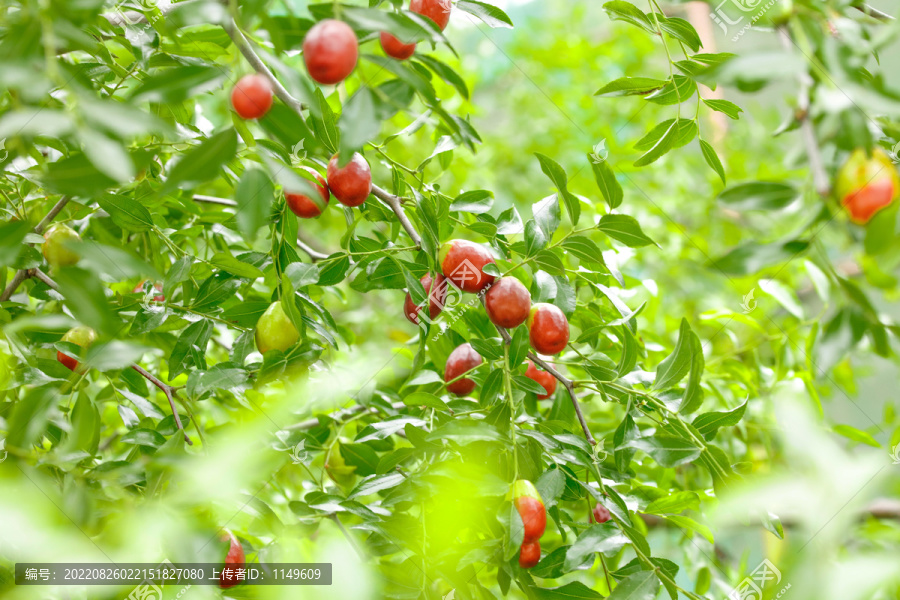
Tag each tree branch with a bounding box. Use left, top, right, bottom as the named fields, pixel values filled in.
left=35, top=196, right=71, bottom=235
left=32, top=268, right=59, bottom=291
left=778, top=26, right=830, bottom=197
left=131, top=364, right=193, bottom=445
left=371, top=185, right=423, bottom=248
left=492, top=319, right=597, bottom=445
left=0, top=270, right=32, bottom=302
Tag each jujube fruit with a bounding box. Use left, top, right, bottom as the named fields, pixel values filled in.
left=512, top=480, right=546, bottom=544
left=484, top=277, right=531, bottom=328
left=525, top=360, right=556, bottom=399
left=326, top=153, right=372, bottom=207
left=380, top=32, right=416, bottom=60
left=302, top=19, right=359, bottom=85
left=836, top=148, right=900, bottom=224
left=231, top=74, right=273, bottom=120
left=410, top=0, right=452, bottom=31
left=42, top=223, right=81, bottom=268
left=439, top=239, right=496, bottom=293
left=518, top=541, right=540, bottom=569
left=444, top=342, right=483, bottom=396
left=592, top=503, right=611, bottom=524
left=325, top=440, right=357, bottom=486
left=404, top=273, right=448, bottom=325
left=133, top=280, right=165, bottom=303
left=57, top=326, right=97, bottom=372
left=286, top=167, right=330, bottom=218
left=528, top=303, right=569, bottom=355
left=255, top=301, right=301, bottom=354
left=219, top=529, right=246, bottom=589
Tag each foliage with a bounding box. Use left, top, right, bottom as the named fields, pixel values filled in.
left=2, top=0, right=900, bottom=599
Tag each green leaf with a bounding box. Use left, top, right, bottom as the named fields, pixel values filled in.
left=597, top=214, right=656, bottom=248
left=403, top=391, right=450, bottom=413
left=699, top=139, right=726, bottom=184
left=590, top=156, right=623, bottom=209
left=654, top=319, right=694, bottom=391
left=627, top=436, right=701, bottom=468
left=339, top=87, right=379, bottom=160
left=561, top=236, right=604, bottom=264
left=235, top=168, right=275, bottom=241
left=693, top=401, right=748, bottom=440
left=709, top=239, right=809, bottom=276
left=665, top=515, right=714, bottom=544
left=659, top=17, right=701, bottom=52
left=564, top=523, right=630, bottom=571
left=169, top=319, right=214, bottom=378
left=702, top=98, right=743, bottom=119
left=717, top=182, right=798, bottom=211
left=456, top=0, right=514, bottom=28
left=595, top=76, right=666, bottom=97
left=348, top=473, right=405, bottom=499
left=162, top=128, right=238, bottom=193
left=607, top=571, right=660, bottom=600
left=53, top=267, right=121, bottom=337
left=533, top=582, right=604, bottom=599
left=633, top=118, right=678, bottom=166
left=833, top=424, right=881, bottom=448
left=416, top=55, right=470, bottom=99
left=645, top=491, right=699, bottom=515
left=645, top=76, right=696, bottom=106
left=211, top=253, right=264, bottom=279
left=339, top=442, right=380, bottom=477
left=601, top=1, right=655, bottom=33
left=450, top=190, right=494, bottom=214
left=130, top=65, right=225, bottom=104
left=679, top=329, right=705, bottom=413
left=121, top=428, right=167, bottom=448
left=535, top=153, right=580, bottom=225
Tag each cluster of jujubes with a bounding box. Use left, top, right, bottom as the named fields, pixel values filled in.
left=512, top=480, right=546, bottom=569
left=420, top=240, right=569, bottom=398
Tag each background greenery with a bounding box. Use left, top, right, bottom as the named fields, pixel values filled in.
left=2, top=0, right=900, bottom=598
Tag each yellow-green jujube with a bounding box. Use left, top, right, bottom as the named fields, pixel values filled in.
left=255, top=301, right=301, bottom=354
left=42, top=224, right=81, bottom=268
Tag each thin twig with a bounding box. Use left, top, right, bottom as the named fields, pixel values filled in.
left=371, top=185, right=423, bottom=248
left=778, top=26, right=830, bottom=197
left=331, top=514, right=366, bottom=562
left=492, top=318, right=597, bottom=445
left=852, top=3, right=893, bottom=21
left=131, top=364, right=193, bottom=445
left=193, top=194, right=237, bottom=207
